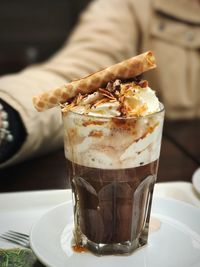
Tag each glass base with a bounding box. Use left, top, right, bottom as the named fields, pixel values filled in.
left=77, top=233, right=148, bottom=256
left=87, top=240, right=147, bottom=256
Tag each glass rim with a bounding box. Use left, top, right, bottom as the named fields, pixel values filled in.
left=61, top=102, right=165, bottom=120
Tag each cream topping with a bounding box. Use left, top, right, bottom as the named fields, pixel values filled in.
left=62, top=79, right=160, bottom=118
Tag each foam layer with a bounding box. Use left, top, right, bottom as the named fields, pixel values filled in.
left=63, top=110, right=164, bottom=169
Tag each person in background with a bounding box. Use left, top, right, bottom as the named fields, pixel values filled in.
left=0, top=0, right=200, bottom=168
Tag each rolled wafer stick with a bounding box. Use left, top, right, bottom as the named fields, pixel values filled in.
left=33, top=51, right=156, bottom=111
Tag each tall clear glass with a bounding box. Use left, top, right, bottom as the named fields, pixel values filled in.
left=62, top=104, right=164, bottom=255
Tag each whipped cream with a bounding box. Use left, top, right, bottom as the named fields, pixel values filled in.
left=62, top=79, right=160, bottom=118
left=62, top=79, right=164, bottom=169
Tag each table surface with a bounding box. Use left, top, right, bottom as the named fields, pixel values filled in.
left=0, top=120, right=199, bottom=192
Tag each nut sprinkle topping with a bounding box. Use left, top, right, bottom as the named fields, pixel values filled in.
left=62, top=78, right=159, bottom=118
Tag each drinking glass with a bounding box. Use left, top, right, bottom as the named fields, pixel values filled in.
left=62, top=104, right=164, bottom=255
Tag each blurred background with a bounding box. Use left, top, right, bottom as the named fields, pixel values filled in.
left=0, top=0, right=199, bottom=191
left=0, top=0, right=92, bottom=75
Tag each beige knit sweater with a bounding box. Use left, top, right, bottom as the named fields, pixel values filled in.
left=0, top=0, right=200, bottom=168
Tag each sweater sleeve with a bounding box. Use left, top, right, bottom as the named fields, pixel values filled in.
left=43, top=0, right=139, bottom=79
left=0, top=0, right=139, bottom=168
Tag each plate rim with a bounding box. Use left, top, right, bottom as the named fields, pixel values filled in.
left=30, top=200, right=72, bottom=267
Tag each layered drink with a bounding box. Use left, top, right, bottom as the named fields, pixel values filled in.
left=62, top=79, right=164, bottom=255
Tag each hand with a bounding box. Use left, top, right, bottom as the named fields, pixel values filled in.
left=0, top=102, right=13, bottom=146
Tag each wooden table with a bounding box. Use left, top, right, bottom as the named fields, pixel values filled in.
left=0, top=120, right=199, bottom=192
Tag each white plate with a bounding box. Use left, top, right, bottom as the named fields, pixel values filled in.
left=30, top=197, right=200, bottom=267
left=192, top=168, right=200, bottom=195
